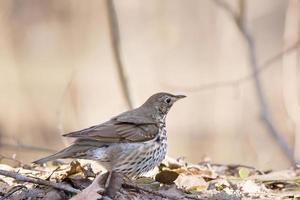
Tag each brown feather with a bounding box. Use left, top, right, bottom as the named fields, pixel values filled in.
left=63, top=121, right=158, bottom=143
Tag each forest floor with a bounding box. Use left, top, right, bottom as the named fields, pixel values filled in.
left=0, top=156, right=299, bottom=200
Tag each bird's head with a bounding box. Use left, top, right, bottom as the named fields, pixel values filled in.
left=143, top=92, right=186, bottom=115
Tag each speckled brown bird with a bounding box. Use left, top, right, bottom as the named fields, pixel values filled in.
left=34, top=92, right=185, bottom=178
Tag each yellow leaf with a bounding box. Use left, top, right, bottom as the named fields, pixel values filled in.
left=238, top=167, right=250, bottom=179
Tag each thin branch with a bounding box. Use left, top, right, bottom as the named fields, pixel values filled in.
left=0, top=169, right=80, bottom=194
left=214, top=0, right=297, bottom=165
left=282, top=0, right=300, bottom=163
left=106, top=0, right=134, bottom=109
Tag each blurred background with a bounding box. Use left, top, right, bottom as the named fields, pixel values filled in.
left=1, top=0, right=300, bottom=170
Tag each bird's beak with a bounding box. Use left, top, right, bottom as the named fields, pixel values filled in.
left=175, top=94, right=186, bottom=100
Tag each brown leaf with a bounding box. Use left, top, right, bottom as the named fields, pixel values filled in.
left=155, top=170, right=179, bottom=184
left=60, top=161, right=84, bottom=181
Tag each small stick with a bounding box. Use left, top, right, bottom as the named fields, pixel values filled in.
left=0, top=169, right=80, bottom=194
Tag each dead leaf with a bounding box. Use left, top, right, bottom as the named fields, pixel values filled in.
left=60, top=161, right=84, bottom=181
left=175, top=174, right=208, bottom=192
left=155, top=170, right=179, bottom=184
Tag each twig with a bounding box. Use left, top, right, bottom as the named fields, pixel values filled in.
left=0, top=185, right=27, bottom=200
left=0, top=169, right=80, bottom=194
left=106, top=0, right=134, bottom=109
left=214, top=0, right=297, bottom=165
left=282, top=0, right=300, bottom=164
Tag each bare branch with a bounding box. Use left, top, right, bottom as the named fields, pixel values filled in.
left=282, top=0, right=300, bottom=162
left=0, top=169, right=80, bottom=194
left=106, top=0, right=134, bottom=109
left=214, top=0, right=297, bottom=165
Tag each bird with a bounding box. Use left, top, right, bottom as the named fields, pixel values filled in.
left=34, top=92, right=186, bottom=179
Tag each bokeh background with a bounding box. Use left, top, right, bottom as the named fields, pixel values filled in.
left=1, top=0, right=300, bottom=170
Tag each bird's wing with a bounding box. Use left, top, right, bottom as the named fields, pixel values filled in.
left=113, top=108, right=157, bottom=124
left=63, top=108, right=159, bottom=142
left=63, top=115, right=159, bottom=143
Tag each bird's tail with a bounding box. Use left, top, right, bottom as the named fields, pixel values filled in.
left=33, top=144, right=89, bottom=164
left=33, top=153, right=64, bottom=164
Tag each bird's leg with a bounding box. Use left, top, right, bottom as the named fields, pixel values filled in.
left=104, top=172, right=125, bottom=199
left=70, top=172, right=107, bottom=200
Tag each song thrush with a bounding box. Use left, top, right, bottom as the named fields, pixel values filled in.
left=34, top=92, right=185, bottom=178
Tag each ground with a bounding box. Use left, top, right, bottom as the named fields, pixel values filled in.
left=0, top=157, right=299, bottom=200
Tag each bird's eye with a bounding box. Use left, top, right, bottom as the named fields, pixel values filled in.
left=165, top=97, right=171, bottom=104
